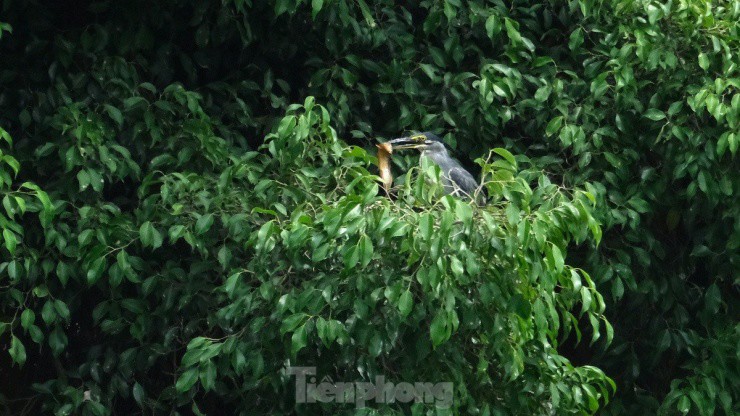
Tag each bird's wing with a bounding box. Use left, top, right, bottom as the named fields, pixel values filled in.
left=446, top=165, right=480, bottom=199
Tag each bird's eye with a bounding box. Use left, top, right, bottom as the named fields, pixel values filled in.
left=411, top=134, right=426, bottom=142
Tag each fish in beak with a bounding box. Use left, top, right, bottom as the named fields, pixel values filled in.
left=388, top=134, right=429, bottom=150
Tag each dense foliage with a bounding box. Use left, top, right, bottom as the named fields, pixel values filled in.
left=0, top=0, right=737, bottom=415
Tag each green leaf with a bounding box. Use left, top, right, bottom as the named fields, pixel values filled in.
left=485, top=14, right=501, bottom=38
left=588, top=313, right=600, bottom=345
left=546, top=116, right=564, bottom=136
left=311, top=0, right=324, bottom=19
left=48, top=326, right=67, bottom=355
left=256, top=221, right=274, bottom=250
left=41, top=300, right=56, bottom=324
left=123, top=96, right=147, bottom=110
left=505, top=204, right=519, bottom=226
left=342, top=244, right=360, bottom=269
left=53, top=300, right=70, bottom=322
left=280, top=313, right=305, bottom=334
left=9, top=335, right=26, bottom=366
left=4, top=156, right=19, bottom=176
left=316, top=317, right=334, bottom=347
left=55, top=404, right=73, bottom=416
left=677, top=395, right=691, bottom=414
left=581, top=287, right=592, bottom=314
left=3, top=229, right=17, bottom=254
left=133, top=382, right=145, bottom=406
left=202, top=363, right=218, bottom=392
left=86, top=256, right=107, bottom=284
left=704, top=284, right=722, bottom=313
left=29, top=325, right=44, bottom=344
left=550, top=244, right=564, bottom=273
left=503, top=18, right=521, bottom=44
left=534, top=84, right=551, bottom=102
left=176, top=368, right=199, bottom=392
left=430, top=311, right=449, bottom=347
left=277, top=115, right=296, bottom=138
left=291, top=323, right=308, bottom=356
left=493, top=147, right=516, bottom=168
left=0, top=127, right=12, bottom=145
left=78, top=229, right=95, bottom=246
left=358, top=234, right=373, bottom=267
left=21, top=309, right=35, bottom=329
left=368, top=333, right=382, bottom=357
left=697, top=171, right=708, bottom=193
left=646, top=3, right=662, bottom=25
left=104, top=104, right=123, bottom=126
left=628, top=197, right=650, bottom=213
left=698, top=53, right=710, bottom=70
left=356, top=0, right=376, bottom=28
left=644, top=109, right=666, bottom=120
left=77, top=169, right=90, bottom=191
left=116, top=249, right=131, bottom=273
left=454, top=201, right=473, bottom=224
left=223, top=272, right=240, bottom=296
left=398, top=290, right=413, bottom=318
left=7, top=260, right=20, bottom=280
left=569, top=27, right=583, bottom=50
left=419, top=213, right=434, bottom=241
left=450, top=256, right=464, bottom=277
left=604, top=319, right=614, bottom=346
left=728, top=132, right=738, bottom=155
left=139, top=221, right=163, bottom=249
left=195, top=213, right=215, bottom=235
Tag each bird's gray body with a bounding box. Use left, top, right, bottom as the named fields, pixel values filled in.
left=420, top=142, right=480, bottom=200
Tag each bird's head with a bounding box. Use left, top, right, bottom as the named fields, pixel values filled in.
left=388, top=132, right=446, bottom=153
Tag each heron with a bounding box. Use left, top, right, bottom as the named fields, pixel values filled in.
left=389, top=132, right=484, bottom=204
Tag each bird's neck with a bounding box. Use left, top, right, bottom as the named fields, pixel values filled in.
left=421, top=148, right=448, bottom=164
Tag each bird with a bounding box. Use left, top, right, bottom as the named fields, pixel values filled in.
left=389, top=132, right=484, bottom=204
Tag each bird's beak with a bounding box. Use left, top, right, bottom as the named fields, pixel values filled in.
left=388, top=134, right=428, bottom=150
